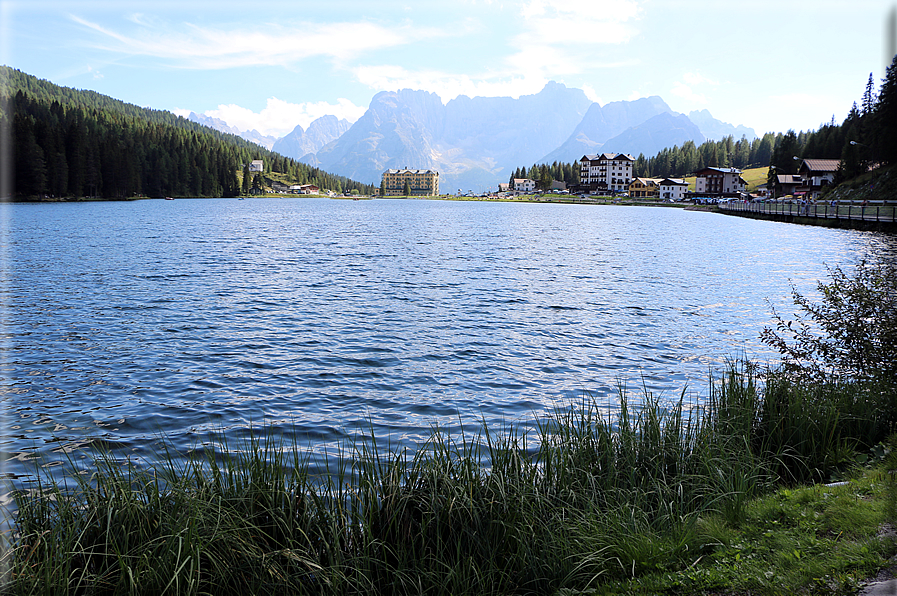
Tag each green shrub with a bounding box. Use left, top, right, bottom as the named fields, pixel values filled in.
left=761, top=260, right=897, bottom=387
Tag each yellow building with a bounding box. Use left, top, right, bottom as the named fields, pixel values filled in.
left=628, top=177, right=662, bottom=198
left=381, top=168, right=440, bottom=197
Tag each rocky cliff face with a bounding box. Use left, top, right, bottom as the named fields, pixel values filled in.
left=600, top=112, right=706, bottom=158
left=687, top=109, right=756, bottom=141
left=273, top=115, right=352, bottom=161
left=311, top=89, right=445, bottom=184
left=539, top=96, right=675, bottom=163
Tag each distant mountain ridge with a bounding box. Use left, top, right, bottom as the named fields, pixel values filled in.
left=272, top=115, right=352, bottom=160
left=185, top=81, right=757, bottom=191
left=188, top=112, right=279, bottom=150
left=687, top=109, right=756, bottom=142
left=296, top=83, right=755, bottom=190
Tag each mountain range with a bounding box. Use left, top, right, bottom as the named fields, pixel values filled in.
left=194, top=82, right=756, bottom=192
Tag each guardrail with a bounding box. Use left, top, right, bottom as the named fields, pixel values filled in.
left=718, top=200, right=896, bottom=223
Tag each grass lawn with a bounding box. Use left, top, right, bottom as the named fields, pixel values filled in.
left=741, top=166, right=770, bottom=191
left=587, top=465, right=897, bottom=595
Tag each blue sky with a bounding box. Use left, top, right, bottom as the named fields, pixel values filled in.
left=2, top=0, right=895, bottom=139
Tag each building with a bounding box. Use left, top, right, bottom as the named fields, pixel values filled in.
left=693, top=167, right=747, bottom=197
left=658, top=178, right=689, bottom=201
left=549, top=180, right=567, bottom=192
left=249, top=160, right=264, bottom=173
left=797, top=159, right=840, bottom=199
left=381, top=168, right=440, bottom=197
left=289, top=184, right=320, bottom=194
left=775, top=174, right=803, bottom=197
left=628, top=177, right=662, bottom=198
left=579, top=153, right=634, bottom=193
left=512, top=178, right=536, bottom=192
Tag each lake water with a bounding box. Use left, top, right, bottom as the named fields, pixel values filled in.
left=2, top=197, right=895, bottom=483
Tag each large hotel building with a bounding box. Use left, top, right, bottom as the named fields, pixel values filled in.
left=578, top=153, right=635, bottom=193
left=381, top=168, right=440, bottom=197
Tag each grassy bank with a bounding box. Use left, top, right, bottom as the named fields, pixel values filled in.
left=2, top=362, right=896, bottom=595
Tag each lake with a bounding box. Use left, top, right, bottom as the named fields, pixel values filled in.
left=3, top=197, right=895, bottom=483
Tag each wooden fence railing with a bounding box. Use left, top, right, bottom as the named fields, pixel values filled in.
left=718, top=200, right=896, bottom=223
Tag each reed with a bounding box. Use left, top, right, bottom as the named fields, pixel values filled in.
left=2, top=361, right=893, bottom=595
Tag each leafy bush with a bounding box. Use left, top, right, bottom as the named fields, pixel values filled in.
left=760, top=260, right=897, bottom=386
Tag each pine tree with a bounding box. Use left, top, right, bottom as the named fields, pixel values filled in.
left=862, top=72, right=877, bottom=115
left=241, top=162, right=251, bottom=195
left=874, top=55, right=897, bottom=165
left=538, top=166, right=552, bottom=191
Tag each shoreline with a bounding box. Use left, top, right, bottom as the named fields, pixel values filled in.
left=5, top=361, right=895, bottom=595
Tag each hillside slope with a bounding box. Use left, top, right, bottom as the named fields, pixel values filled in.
left=1, top=66, right=373, bottom=198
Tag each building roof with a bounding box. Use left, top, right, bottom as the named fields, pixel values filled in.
left=694, top=167, right=743, bottom=175
left=630, top=177, right=662, bottom=186
left=776, top=174, right=802, bottom=184
left=384, top=169, right=438, bottom=175
left=580, top=153, right=635, bottom=162
left=799, top=159, right=840, bottom=173
left=659, top=178, right=688, bottom=186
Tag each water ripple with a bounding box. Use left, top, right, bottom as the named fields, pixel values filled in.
left=3, top=198, right=896, bottom=481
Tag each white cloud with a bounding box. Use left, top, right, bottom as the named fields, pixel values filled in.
left=519, top=0, right=640, bottom=43
left=505, top=0, right=642, bottom=80
left=671, top=81, right=707, bottom=105
left=581, top=84, right=603, bottom=104
left=69, top=15, right=444, bottom=69
left=683, top=72, right=718, bottom=86
left=353, top=64, right=548, bottom=102
left=669, top=71, right=719, bottom=107
left=177, top=97, right=367, bottom=138
left=349, top=0, right=642, bottom=103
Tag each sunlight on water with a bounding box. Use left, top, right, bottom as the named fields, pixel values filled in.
left=2, top=198, right=896, bottom=482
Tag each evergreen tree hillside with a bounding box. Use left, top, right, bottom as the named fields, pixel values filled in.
left=1, top=66, right=373, bottom=199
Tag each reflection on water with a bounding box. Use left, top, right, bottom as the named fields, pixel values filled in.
left=2, top=198, right=895, bottom=482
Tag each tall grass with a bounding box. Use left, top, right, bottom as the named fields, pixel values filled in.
left=2, top=361, right=894, bottom=595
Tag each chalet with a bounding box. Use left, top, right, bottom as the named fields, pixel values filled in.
left=693, top=167, right=747, bottom=197
left=797, top=159, right=840, bottom=199
left=628, top=177, right=662, bottom=198
left=513, top=178, right=536, bottom=192
left=775, top=174, right=803, bottom=197
left=658, top=178, right=689, bottom=201
left=249, top=160, right=264, bottom=173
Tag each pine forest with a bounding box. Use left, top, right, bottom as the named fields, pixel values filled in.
left=0, top=67, right=374, bottom=199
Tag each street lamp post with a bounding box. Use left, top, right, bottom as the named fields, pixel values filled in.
left=849, top=140, right=874, bottom=188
